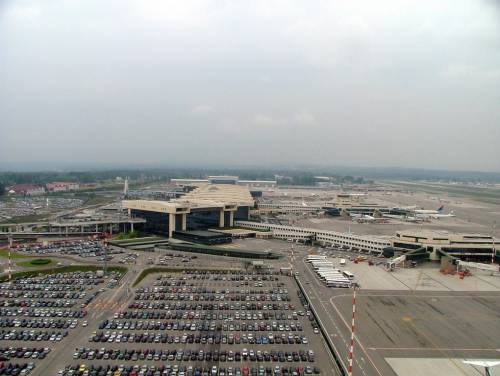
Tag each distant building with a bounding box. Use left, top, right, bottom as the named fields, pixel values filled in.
left=46, top=182, right=80, bottom=192
left=171, top=176, right=277, bottom=188
left=9, top=184, right=46, bottom=196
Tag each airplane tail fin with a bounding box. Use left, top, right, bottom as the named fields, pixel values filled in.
left=437, top=205, right=444, bottom=212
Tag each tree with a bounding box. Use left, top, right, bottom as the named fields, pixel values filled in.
left=0, top=181, right=5, bottom=196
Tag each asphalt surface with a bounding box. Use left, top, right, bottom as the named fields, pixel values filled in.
left=18, top=263, right=336, bottom=375
left=293, top=249, right=500, bottom=376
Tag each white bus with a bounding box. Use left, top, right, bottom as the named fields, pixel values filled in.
left=311, top=261, right=333, bottom=265
left=307, top=255, right=326, bottom=260
left=319, top=271, right=343, bottom=276
left=319, top=273, right=344, bottom=279
left=326, top=279, right=351, bottom=288
left=340, top=259, right=346, bottom=266
left=312, top=262, right=334, bottom=267
left=315, top=267, right=338, bottom=272
left=342, top=271, right=355, bottom=279
left=312, top=261, right=333, bottom=265
left=318, top=271, right=344, bottom=277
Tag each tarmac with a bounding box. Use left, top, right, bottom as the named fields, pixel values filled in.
left=291, top=246, right=500, bottom=376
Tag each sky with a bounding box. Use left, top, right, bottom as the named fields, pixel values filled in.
left=1, top=0, right=500, bottom=172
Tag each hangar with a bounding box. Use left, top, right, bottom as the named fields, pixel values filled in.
left=122, top=184, right=254, bottom=237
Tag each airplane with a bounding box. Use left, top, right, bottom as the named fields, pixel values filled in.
left=350, top=213, right=388, bottom=223
left=350, top=213, right=375, bottom=220
left=382, top=213, right=424, bottom=222
left=415, top=205, right=455, bottom=219
left=414, top=205, right=445, bottom=215
left=462, top=360, right=500, bottom=376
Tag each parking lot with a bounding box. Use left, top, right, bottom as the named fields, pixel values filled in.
left=42, top=269, right=335, bottom=376
left=0, top=197, right=84, bottom=221
left=15, top=240, right=123, bottom=260
left=0, top=270, right=122, bottom=375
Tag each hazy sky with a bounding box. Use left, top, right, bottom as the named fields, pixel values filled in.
left=1, top=0, right=499, bottom=171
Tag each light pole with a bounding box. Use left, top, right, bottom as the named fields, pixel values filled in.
left=492, top=221, right=496, bottom=265
left=348, top=285, right=357, bottom=376
left=8, top=235, right=12, bottom=282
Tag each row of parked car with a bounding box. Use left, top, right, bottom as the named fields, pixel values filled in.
left=89, top=330, right=308, bottom=345
left=99, top=320, right=303, bottom=332
left=5, top=272, right=110, bottom=289
left=15, top=240, right=122, bottom=259
left=72, top=348, right=316, bottom=363
left=1, top=329, right=68, bottom=342
left=0, top=318, right=79, bottom=329
left=168, top=270, right=280, bottom=278
left=0, top=291, right=86, bottom=299
left=136, top=287, right=287, bottom=294
left=1, top=308, right=87, bottom=319
left=58, top=363, right=320, bottom=376
left=133, top=293, right=290, bottom=303
left=1, top=299, right=77, bottom=308
left=0, top=347, right=51, bottom=360
left=126, top=302, right=296, bottom=311
left=112, top=309, right=300, bottom=321
left=0, top=362, right=35, bottom=376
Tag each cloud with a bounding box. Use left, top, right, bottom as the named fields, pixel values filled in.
left=292, top=110, right=317, bottom=126
left=441, top=64, right=500, bottom=81
left=249, top=110, right=318, bottom=129
left=1, top=0, right=499, bottom=171
left=192, top=104, right=214, bottom=114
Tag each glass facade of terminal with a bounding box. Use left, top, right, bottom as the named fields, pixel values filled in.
left=131, top=209, right=170, bottom=235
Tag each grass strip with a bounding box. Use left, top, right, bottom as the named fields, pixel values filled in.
left=0, top=265, right=127, bottom=283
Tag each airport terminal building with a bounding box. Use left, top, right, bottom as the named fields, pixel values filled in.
left=392, top=230, right=498, bottom=262
left=123, top=184, right=254, bottom=237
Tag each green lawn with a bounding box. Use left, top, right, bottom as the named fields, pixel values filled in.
left=0, top=265, right=127, bottom=283
left=17, top=258, right=55, bottom=268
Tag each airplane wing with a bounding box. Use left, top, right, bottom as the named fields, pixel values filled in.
left=463, top=360, right=500, bottom=368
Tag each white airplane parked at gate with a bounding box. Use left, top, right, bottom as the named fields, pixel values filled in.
left=350, top=213, right=388, bottom=223
left=414, top=205, right=455, bottom=219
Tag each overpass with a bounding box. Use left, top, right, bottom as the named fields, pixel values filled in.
left=0, top=217, right=146, bottom=235
left=0, top=231, right=103, bottom=240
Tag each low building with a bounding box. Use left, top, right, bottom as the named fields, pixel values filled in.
left=9, top=184, right=46, bottom=195
left=257, top=202, right=323, bottom=214
left=172, top=230, right=232, bottom=245
left=171, top=176, right=277, bottom=188
left=392, top=230, right=498, bottom=262
left=46, top=182, right=80, bottom=192
left=236, top=221, right=391, bottom=254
